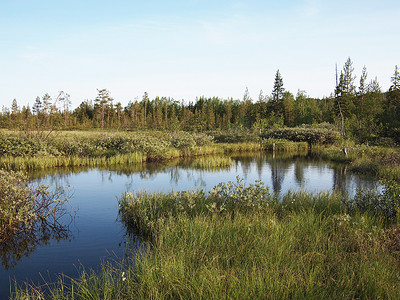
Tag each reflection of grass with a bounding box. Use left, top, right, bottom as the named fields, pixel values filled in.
left=14, top=179, right=400, bottom=299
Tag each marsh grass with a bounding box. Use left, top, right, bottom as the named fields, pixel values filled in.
left=0, top=130, right=268, bottom=171
left=113, top=179, right=400, bottom=299
left=317, top=145, right=400, bottom=180
left=13, top=180, right=400, bottom=299
left=190, top=156, right=233, bottom=170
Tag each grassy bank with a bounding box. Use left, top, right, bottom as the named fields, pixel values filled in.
left=12, top=179, right=400, bottom=299
left=316, top=144, right=400, bottom=180
left=0, top=130, right=265, bottom=171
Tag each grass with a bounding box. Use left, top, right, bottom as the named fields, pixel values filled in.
left=190, top=156, right=233, bottom=171
left=316, top=144, right=400, bottom=180
left=11, top=179, right=400, bottom=299
left=0, top=130, right=268, bottom=171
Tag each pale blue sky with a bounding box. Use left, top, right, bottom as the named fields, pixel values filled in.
left=1, top=0, right=399, bottom=109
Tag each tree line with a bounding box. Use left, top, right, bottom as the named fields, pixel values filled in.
left=1, top=58, right=399, bottom=144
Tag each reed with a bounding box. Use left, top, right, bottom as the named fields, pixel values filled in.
left=190, top=156, right=233, bottom=171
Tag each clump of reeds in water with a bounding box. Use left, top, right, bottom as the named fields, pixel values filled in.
left=190, top=156, right=233, bottom=171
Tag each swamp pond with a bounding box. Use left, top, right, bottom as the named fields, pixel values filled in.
left=0, top=152, right=381, bottom=297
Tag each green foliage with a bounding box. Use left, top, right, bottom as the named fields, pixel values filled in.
left=0, top=170, right=69, bottom=241
left=262, top=126, right=341, bottom=146
left=209, top=130, right=259, bottom=143
left=118, top=177, right=276, bottom=238
left=0, top=170, right=36, bottom=233
left=0, top=131, right=216, bottom=167
left=1, top=61, right=400, bottom=142
left=319, top=145, right=400, bottom=180
left=261, top=138, right=308, bottom=151
left=344, top=179, right=400, bottom=221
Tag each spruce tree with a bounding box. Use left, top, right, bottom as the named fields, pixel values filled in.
left=33, top=96, right=42, bottom=115
left=390, top=65, right=400, bottom=91
left=342, top=57, right=356, bottom=95
left=358, top=66, right=368, bottom=114
left=272, top=69, right=285, bottom=115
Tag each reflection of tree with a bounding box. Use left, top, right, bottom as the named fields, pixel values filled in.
left=0, top=221, right=71, bottom=270
left=170, top=166, right=182, bottom=185
left=294, top=162, right=305, bottom=186
left=255, top=154, right=264, bottom=180
left=240, top=159, right=252, bottom=180
left=268, top=158, right=291, bottom=195
left=332, top=165, right=380, bottom=195
left=332, top=165, right=348, bottom=194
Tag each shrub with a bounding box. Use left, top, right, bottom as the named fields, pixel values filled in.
left=209, top=130, right=259, bottom=143
left=262, top=127, right=341, bottom=147
left=343, top=179, right=400, bottom=221
left=0, top=170, right=70, bottom=241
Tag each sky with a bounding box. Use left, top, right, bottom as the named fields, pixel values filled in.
left=1, top=0, right=399, bottom=109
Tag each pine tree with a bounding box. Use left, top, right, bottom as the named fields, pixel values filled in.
left=142, top=92, right=149, bottom=127
left=95, top=89, right=113, bottom=132
left=115, top=102, right=123, bottom=130
left=59, top=92, right=71, bottom=127
left=335, top=67, right=346, bottom=136
left=11, top=99, right=19, bottom=118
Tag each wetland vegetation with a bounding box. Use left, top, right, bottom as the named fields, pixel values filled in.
left=11, top=178, right=400, bottom=299
left=2, top=59, right=400, bottom=298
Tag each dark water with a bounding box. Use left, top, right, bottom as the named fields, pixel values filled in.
left=0, top=153, right=380, bottom=298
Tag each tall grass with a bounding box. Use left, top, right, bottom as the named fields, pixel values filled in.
left=317, top=144, right=400, bottom=180
left=190, top=156, right=233, bottom=171
left=0, top=130, right=270, bottom=171
left=12, top=179, right=400, bottom=299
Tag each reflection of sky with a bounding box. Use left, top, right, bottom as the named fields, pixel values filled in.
left=1, top=156, right=381, bottom=298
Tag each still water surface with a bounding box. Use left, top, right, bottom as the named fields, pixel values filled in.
left=0, top=153, right=380, bottom=297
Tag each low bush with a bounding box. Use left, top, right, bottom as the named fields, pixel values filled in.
left=209, top=130, right=259, bottom=143
left=0, top=170, right=70, bottom=241
left=262, top=127, right=341, bottom=147
left=343, top=179, right=400, bottom=221
left=261, top=138, right=309, bottom=151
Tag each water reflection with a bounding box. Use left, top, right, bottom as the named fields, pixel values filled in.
left=1, top=225, right=71, bottom=270
left=29, top=153, right=380, bottom=198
